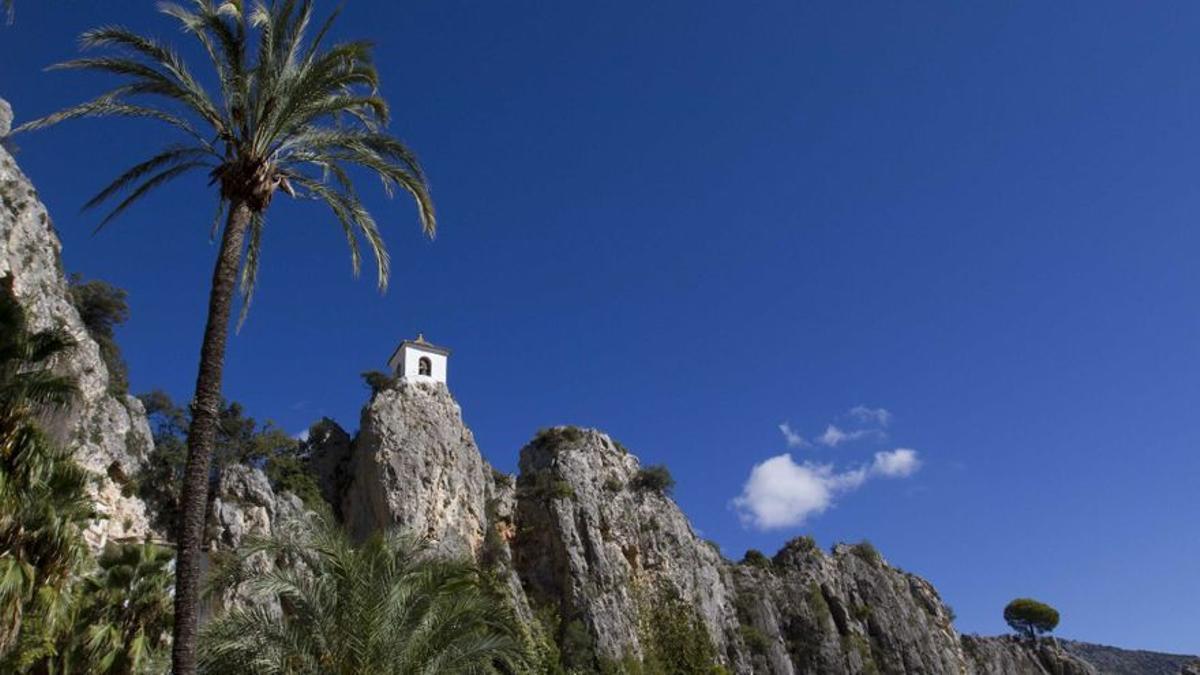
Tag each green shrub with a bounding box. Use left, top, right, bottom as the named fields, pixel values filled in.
left=849, top=540, right=881, bottom=566
left=491, top=467, right=514, bottom=489
left=68, top=274, right=130, bottom=395
left=632, top=465, right=675, bottom=497
left=1003, top=598, right=1059, bottom=640
left=361, top=370, right=396, bottom=394
left=740, top=625, right=771, bottom=656
left=741, top=549, right=772, bottom=571
left=518, top=470, right=575, bottom=501
left=603, top=476, right=625, bottom=492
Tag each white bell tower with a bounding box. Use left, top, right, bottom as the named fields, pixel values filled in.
left=387, top=334, right=450, bottom=384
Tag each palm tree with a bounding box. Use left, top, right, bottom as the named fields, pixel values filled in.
left=59, top=542, right=175, bottom=674
left=0, top=276, right=90, bottom=669
left=200, top=516, right=528, bottom=674
left=17, top=2, right=436, bottom=670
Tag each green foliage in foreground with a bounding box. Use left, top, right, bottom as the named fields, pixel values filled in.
left=200, top=515, right=529, bottom=674
left=56, top=542, right=174, bottom=674
left=1004, top=598, right=1060, bottom=640
left=0, top=275, right=89, bottom=668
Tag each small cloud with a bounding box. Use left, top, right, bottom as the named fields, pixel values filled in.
left=293, top=429, right=310, bottom=442
left=732, top=448, right=923, bottom=530
left=871, top=448, right=920, bottom=477
left=848, top=406, right=891, bottom=427
left=817, top=424, right=881, bottom=447
left=778, top=422, right=808, bottom=448
left=731, top=454, right=840, bottom=529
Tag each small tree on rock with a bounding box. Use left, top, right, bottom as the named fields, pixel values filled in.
left=1004, top=598, right=1059, bottom=641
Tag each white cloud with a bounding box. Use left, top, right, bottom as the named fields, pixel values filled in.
left=732, top=448, right=922, bottom=530
left=732, top=454, right=838, bottom=529
left=871, top=448, right=920, bottom=477
left=848, top=406, right=892, bottom=427
left=817, top=424, right=880, bottom=447
left=293, top=429, right=310, bottom=442
left=778, top=422, right=808, bottom=448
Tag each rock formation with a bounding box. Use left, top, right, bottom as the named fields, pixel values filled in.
left=0, top=97, right=156, bottom=549
left=1, top=107, right=1190, bottom=673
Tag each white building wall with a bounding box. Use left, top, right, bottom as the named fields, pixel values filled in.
left=391, top=345, right=448, bottom=384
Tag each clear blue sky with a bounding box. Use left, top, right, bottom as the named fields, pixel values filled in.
left=3, top=1, right=1198, bottom=654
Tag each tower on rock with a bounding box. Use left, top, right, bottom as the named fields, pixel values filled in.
left=387, top=333, right=450, bottom=384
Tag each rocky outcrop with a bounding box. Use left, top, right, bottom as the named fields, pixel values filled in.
left=1061, top=640, right=1199, bottom=675
left=512, top=426, right=744, bottom=669
left=730, top=539, right=966, bottom=674
left=0, top=98, right=155, bottom=549
left=962, top=636, right=1096, bottom=675
left=317, top=382, right=1155, bottom=675
left=203, top=464, right=311, bottom=616
left=339, top=379, right=495, bottom=557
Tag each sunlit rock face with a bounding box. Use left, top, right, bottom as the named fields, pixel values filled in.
left=0, top=101, right=155, bottom=549
left=511, top=426, right=745, bottom=669
left=339, top=379, right=495, bottom=557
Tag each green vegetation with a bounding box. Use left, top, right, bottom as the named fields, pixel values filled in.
left=852, top=603, right=872, bottom=622
left=636, top=590, right=725, bottom=674
left=1004, top=598, right=1060, bottom=640
left=68, top=274, right=130, bottom=395
left=200, top=516, right=527, bottom=673
left=848, top=540, right=882, bottom=567
left=784, top=535, right=818, bottom=556
left=631, top=465, right=676, bottom=497
left=57, top=542, right=174, bottom=673
left=0, top=275, right=89, bottom=669
left=519, top=470, right=576, bottom=501
left=603, top=476, right=625, bottom=492
left=741, top=549, right=773, bottom=571
left=740, top=625, right=772, bottom=657
left=491, top=466, right=514, bottom=489
left=136, top=390, right=327, bottom=536
left=20, top=0, right=439, bottom=667
left=361, top=369, right=397, bottom=395
left=532, top=426, right=586, bottom=452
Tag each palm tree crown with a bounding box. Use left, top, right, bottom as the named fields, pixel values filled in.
left=17, top=0, right=435, bottom=315
left=201, top=516, right=529, bottom=674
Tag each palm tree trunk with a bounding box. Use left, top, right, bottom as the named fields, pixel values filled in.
left=171, top=200, right=251, bottom=675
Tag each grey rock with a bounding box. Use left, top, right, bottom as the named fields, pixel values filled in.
left=0, top=122, right=155, bottom=549
left=305, top=416, right=353, bottom=519
left=205, top=464, right=312, bottom=616
left=341, top=379, right=493, bottom=557
left=963, top=635, right=1097, bottom=675
left=512, top=426, right=744, bottom=669
left=1062, top=640, right=1199, bottom=675
left=0, top=97, right=12, bottom=136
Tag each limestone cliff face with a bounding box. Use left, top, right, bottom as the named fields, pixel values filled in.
left=203, top=464, right=310, bottom=615
left=0, top=101, right=155, bottom=549
left=338, top=379, right=495, bottom=557
left=730, top=539, right=965, bottom=674
left=317, top=383, right=1113, bottom=675
left=512, top=426, right=745, bottom=668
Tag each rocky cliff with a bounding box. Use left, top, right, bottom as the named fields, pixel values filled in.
left=0, top=98, right=156, bottom=549
left=1, top=106, right=1189, bottom=673
left=309, top=379, right=1116, bottom=674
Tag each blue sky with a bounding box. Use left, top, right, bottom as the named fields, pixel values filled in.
left=3, top=0, right=1199, bottom=654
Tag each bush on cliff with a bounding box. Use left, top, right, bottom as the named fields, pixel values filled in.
left=632, top=465, right=676, bottom=497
